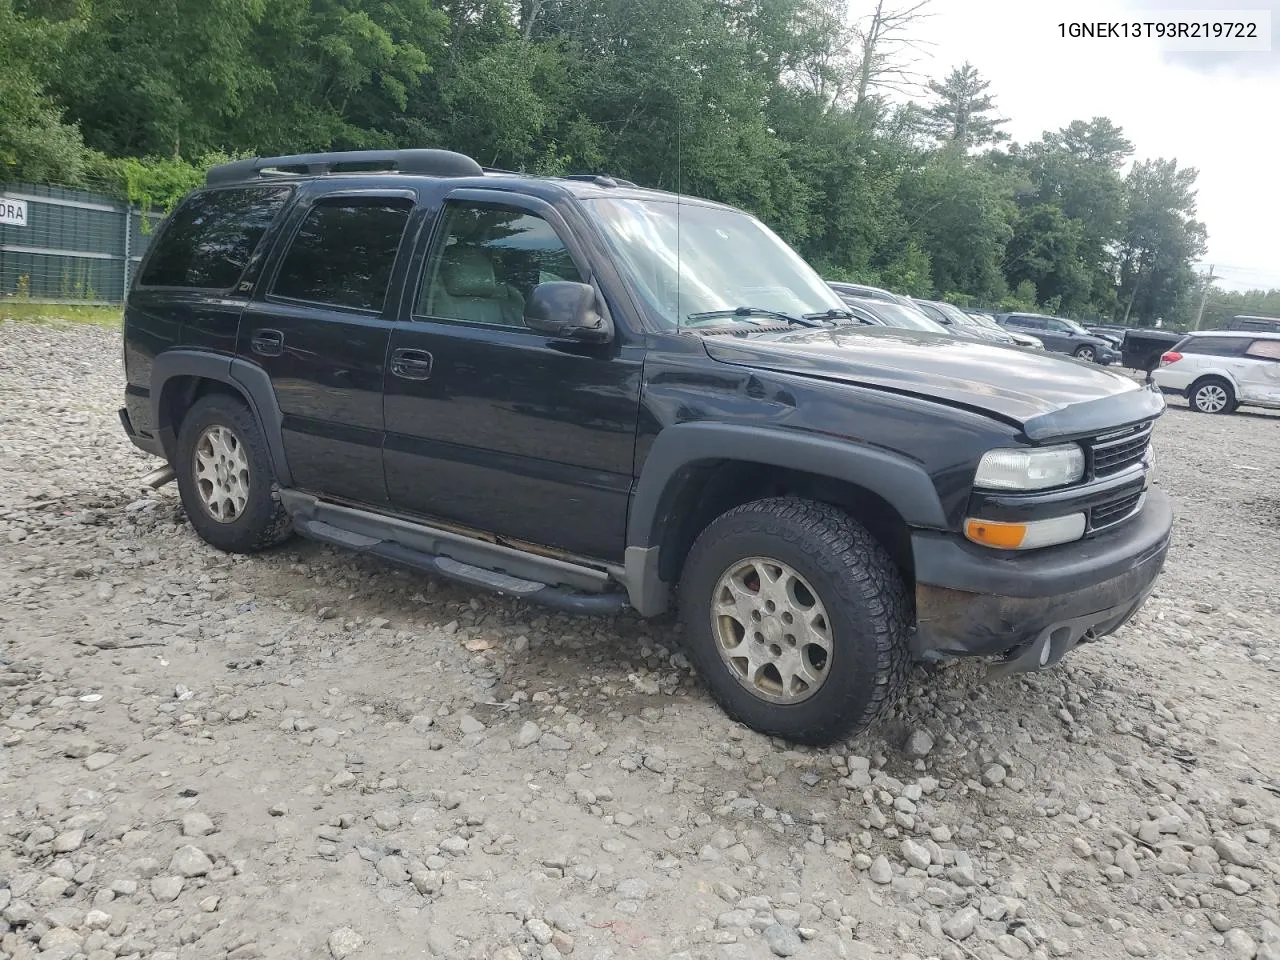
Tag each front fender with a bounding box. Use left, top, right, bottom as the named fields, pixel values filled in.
left=626, top=421, right=948, bottom=549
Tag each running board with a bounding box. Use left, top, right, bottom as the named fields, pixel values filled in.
left=282, top=493, right=629, bottom=617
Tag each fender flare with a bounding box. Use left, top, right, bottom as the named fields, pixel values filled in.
left=150, top=350, right=292, bottom=486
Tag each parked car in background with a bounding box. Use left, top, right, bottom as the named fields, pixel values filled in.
left=1085, top=325, right=1126, bottom=349
left=826, top=281, right=917, bottom=309
left=1154, top=331, right=1280, bottom=414
left=1226, top=315, right=1280, bottom=333
left=839, top=295, right=950, bottom=334
left=997, top=313, right=1120, bottom=364
left=911, top=299, right=1023, bottom=347
left=965, top=310, right=1044, bottom=349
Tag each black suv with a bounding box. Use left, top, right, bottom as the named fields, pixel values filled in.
left=119, top=149, right=1173, bottom=745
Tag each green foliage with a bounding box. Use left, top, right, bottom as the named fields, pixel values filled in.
left=5, top=0, right=1213, bottom=321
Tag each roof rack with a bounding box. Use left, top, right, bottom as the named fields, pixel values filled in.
left=205, top=149, right=485, bottom=186
left=559, top=173, right=639, bottom=188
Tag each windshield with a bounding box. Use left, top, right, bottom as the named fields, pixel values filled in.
left=587, top=198, right=848, bottom=327
left=851, top=298, right=947, bottom=333
left=1059, top=317, right=1089, bottom=335
left=932, top=301, right=979, bottom=325
left=968, top=312, right=1003, bottom=331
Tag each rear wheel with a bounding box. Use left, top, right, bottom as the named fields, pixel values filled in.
left=678, top=497, right=911, bottom=745
left=1073, top=344, right=1096, bottom=362
left=1188, top=377, right=1235, bottom=414
left=174, top=393, right=293, bottom=552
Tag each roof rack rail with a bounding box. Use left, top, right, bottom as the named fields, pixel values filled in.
left=559, top=173, right=638, bottom=188
left=205, top=149, right=484, bottom=186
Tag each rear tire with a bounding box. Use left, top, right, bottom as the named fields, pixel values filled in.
left=1188, top=377, right=1236, bottom=414
left=173, top=394, right=293, bottom=553
left=678, top=497, right=911, bottom=746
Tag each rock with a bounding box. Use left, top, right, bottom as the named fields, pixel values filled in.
left=170, top=845, right=214, bottom=877
left=981, top=764, right=1007, bottom=787
left=84, top=909, right=112, bottom=929
left=1122, top=939, right=1148, bottom=957
left=763, top=925, right=802, bottom=958
left=527, top=919, right=555, bottom=945
left=1214, top=837, right=1256, bottom=867
left=372, top=809, right=401, bottom=831
left=518, top=722, right=542, bottom=747
left=51, top=829, right=85, bottom=852
left=150, top=876, right=184, bottom=902
left=182, top=812, right=216, bottom=837
left=1071, top=837, right=1092, bottom=858
left=901, top=839, right=931, bottom=870
left=905, top=729, right=935, bottom=758
left=870, top=855, right=893, bottom=884
left=996, top=934, right=1030, bottom=958
left=459, top=714, right=486, bottom=735
left=542, top=733, right=572, bottom=751
left=328, top=927, right=364, bottom=959
left=1225, top=930, right=1258, bottom=960
left=616, top=878, right=649, bottom=900
left=83, top=752, right=117, bottom=770
left=943, top=907, right=978, bottom=940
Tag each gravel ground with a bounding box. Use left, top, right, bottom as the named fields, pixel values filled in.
left=2, top=319, right=1279, bottom=960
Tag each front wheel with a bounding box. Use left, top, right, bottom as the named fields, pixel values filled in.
left=678, top=498, right=911, bottom=745
left=1188, top=377, right=1235, bottom=414
left=1073, top=345, right=1096, bottom=363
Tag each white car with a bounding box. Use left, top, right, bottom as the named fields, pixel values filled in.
left=1153, top=331, right=1280, bottom=414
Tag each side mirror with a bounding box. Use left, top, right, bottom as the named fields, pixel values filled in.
left=524, top=281, right=614, bottom=343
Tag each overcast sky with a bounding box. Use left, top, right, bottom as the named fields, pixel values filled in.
left=904, top=0, right=1280, bottom=293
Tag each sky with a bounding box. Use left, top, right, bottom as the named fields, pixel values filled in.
left=901, top=0, right=1280, bottom=293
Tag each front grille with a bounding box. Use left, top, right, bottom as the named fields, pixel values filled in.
left=1091, top=423, right=1152, bottom=476
left=1090, top=491, right=1143, bottom=531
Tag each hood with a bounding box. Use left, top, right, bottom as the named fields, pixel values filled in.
left=701, top=326, right=1164, bottom=441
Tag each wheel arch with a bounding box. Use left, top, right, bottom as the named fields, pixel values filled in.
left=151, top=350, right=292, bottom=486
left=622, top=423, right=946, bottom=616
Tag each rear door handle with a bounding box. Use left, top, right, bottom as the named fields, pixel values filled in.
left=391, top=348, right=433, bottom=380
left=251, top=329, right=284, bottom=357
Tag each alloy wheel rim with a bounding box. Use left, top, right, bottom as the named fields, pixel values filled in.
left=193, top=425, right=250, bottom=523
left=710, top=557, right=833, bottom=704
left=1197, top=385, right=1227, bottom=412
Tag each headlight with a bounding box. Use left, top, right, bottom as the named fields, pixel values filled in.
left=974, top=444, right=1085, bottom=491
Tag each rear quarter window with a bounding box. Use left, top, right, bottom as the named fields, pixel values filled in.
left=1182, top=336, right=1249, bottom=357
left=140, top=187, right=292, bottom=290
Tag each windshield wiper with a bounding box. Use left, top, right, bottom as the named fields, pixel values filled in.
left=685, top=306, right=823, bottom=328
left=802, top=308, right=859, bottom=325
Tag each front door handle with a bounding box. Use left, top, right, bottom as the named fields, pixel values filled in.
left=391, top=348, right=433, bottom=380
left=251, top=329, right=284, bottom=357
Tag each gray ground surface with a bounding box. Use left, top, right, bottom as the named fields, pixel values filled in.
left=2, top=320, right=1279, bottom=960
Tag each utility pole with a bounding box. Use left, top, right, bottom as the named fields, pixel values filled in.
left=1192, top=264, right=1215, bottom=331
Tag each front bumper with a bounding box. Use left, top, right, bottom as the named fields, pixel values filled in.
left=910, top=487, right=1172, bottom=670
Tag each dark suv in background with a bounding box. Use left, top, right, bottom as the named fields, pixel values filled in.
left=119, top=148, right=1172, bottom=745
left=998, top=313, right=1120, bottom=364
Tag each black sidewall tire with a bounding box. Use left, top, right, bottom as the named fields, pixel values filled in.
left=1190, top=378, right=1235, bottom=415
left=678, top=499, right=910, bottom=746
left=174, top=394, right=292, bottom=553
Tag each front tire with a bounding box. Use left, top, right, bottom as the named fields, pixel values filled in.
left=173, top=393, right=292, bottom=553
left=1188, top=377, right=1235, bottom=414
left=678, top=498, right=911, bottom=745
left=1073, top=345, right=1096, bottom=363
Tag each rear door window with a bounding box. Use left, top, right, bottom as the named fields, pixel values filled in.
left=1245, top=339, right=1280, bottom=360
left=140, top=187, right=292, bottom=290
left=270, top=195, right=413, bottom=312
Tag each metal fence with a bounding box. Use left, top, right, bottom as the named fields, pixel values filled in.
left=0, top=183, right=165, bottom=305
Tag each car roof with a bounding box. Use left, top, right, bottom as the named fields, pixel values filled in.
left=1184, top=330, right=1280, bottom=340
left=201, top=150, right=737, bottom=211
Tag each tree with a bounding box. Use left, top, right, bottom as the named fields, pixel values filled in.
left=921, top=62, right=1008, bottom=149
left=1118, top=158, right=1208, bottom=324
left=0, top=0, right=89, bottom=182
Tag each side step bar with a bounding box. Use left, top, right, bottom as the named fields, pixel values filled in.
left=282, top=492, right=629, bottom=617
